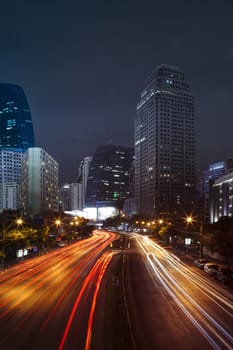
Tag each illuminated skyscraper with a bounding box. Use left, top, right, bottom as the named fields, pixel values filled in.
left=0, top=83, right=35, bottom=151
left=135, top=65, right=196, bottom=218
left=85, top=144, right=134, bottom=210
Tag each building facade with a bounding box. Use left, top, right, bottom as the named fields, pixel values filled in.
left=135, top=64, right=196, bottom=218
left=21, top=147, right=59, bottom=217
left=0, top=83, right=35, bottom=151
left=210, top=172, right=233, bottom=223
left=202, top=158, right=233, bottom=223
left=0, top=182, right=19, bottom=211
left=85, top=144, right=134, bottom=211
left=0, top=150, right=23, bottom=211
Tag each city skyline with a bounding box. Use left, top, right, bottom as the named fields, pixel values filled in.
left=0, top=1, right=232, bottom=184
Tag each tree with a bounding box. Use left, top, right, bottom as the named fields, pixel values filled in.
left=206, top=217, right=233, bottom=263
left=36, top=226, right=49, bottom=254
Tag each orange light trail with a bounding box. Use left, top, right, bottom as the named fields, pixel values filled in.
left=84, top=252, right=112, bottom=350
left=58, top=252, right=113, bottom=350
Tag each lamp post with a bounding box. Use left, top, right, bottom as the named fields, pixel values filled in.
left=1, top=218, right=23, bottom=270
left=55, top=219, right=61, bottom=227
left=185, top=215, right=204, bottom=259
left=199, top=221, right=203, bottom=259
left=186, top=216, right=193, bottom=225
left=185, top=215, right=194, bottom=251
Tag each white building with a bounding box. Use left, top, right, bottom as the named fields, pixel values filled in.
left=0, top=150, right=23, bottom=211
left=21, top=147, right=59, bottom=217
left=210, top=172, right=233, bottom=223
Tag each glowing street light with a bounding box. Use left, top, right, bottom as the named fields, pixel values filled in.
left=16, top=218, right=23, bottom=225
left=55, top=219, right=61, bottom=226
left=186, top=216, right=193, bottom=224
left=185, top=215, right=204, bottom=258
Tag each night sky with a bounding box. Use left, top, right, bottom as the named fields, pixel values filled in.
left=0, top=0, right=233, bottom=184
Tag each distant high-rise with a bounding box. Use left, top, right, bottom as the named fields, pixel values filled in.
left=135, top=64, right=196, bottom=218
left=85, top=145, right=134, bottom=210
left=58, top=184, right=72, bottom=211
left=0, top=83, right=35, bottom=152
left=78, top=156, right=92, bottom=210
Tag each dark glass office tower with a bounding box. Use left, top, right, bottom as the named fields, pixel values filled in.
left=135, top=65, right=196, bottom=219
left=0, top=84, right=35, bottom=151
left=85, top=144, right=134, bottom=209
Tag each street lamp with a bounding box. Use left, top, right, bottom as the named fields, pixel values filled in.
left=199, top=221, right=204, bottom=259
left=1, top=218, right=23, bottom=270
left=185, top=215, right=204, bottom=259
left=185, top=215, right=193, bottom=224
left=55, top=219, right=61, bottom=227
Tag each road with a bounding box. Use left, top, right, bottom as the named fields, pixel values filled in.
left=122, top=234, right=233, bottom=350
left=0, top=230, right=118, bottom=350
left=0, top=231, right=233, bottom=350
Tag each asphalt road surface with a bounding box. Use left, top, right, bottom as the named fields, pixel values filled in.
left=122, top=234, right=233, bottom=350
left=0, top=230, right=118, bottom=350
left=0, top=231, right=232, bottom=350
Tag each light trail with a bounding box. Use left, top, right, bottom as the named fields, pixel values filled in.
left=58, top=252, right=113, bottom=350
left=145, top=237, right=233, bottom=314
left=0, top=230, right=118, bottom=349
left=135, top=235, right=233, bottom=350
left=150, top=253, right=233, bottom=348
left=39, top=245, right=106, bottom=332
left=146, top=253, right=221, bottom=350
left=85, top=252, right=113, bottom=350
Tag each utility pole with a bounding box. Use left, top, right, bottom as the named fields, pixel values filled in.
left=199, top=174, right=205, bottom=259
left=1, top=220, right=6, bottom=270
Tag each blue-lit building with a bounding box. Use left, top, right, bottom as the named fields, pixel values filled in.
left=202, top=158, right=233, bottom=223
left=210, top=172, right=233, bottom=223
left=0, top=84, right=35, bottom=212
left=0, top=83, right=35, bottom=152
